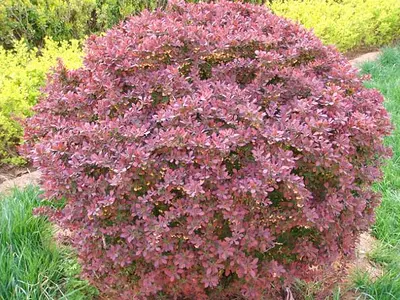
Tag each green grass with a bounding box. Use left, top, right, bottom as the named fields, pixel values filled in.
left=351, top=45, right=400, bottom=299
left=0, top=186, right=97, bottom=300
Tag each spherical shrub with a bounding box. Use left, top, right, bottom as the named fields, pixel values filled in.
left=22, top=1, right=391, bottom=298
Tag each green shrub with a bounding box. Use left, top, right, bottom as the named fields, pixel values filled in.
left=0, top=0, right=165, bottom=48
left=270, top=0, right=400, bottom=52
left=0, top=38, right=83, bottom=164
left=0, top=0, right=92, bottom=48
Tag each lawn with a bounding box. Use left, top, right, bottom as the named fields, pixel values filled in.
left=352, top=46, right=400, bottom=299
left=0, top=186, right=96, bottom=300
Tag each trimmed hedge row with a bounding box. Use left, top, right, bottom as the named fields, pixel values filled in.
left=0, top=39, right=82, bottom=164
left=271, top=0, right=400, bottom=52
left=0, top=0, right=160, bottom=49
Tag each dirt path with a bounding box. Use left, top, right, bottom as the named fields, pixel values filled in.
left=349, top=51, right=381, bottom=68
left=0, top=170, right=41, bottom=195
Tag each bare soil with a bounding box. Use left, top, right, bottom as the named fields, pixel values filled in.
left=0, top=165, right=33, bottom=185
left=344, top=46, right=380, bottom=60
left=0, top=170, right=41, bottom=195
left=349, top=51, right=381, bottom=68
left=352, top=232, right=382, bottom=279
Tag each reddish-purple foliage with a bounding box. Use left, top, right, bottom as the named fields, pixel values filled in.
left=22, top=1, right=391, bottom=298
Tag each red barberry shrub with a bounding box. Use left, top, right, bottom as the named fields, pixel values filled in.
left=22, top=1, right=392, bottom=298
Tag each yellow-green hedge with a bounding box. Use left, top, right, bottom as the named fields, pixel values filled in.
left=270, top=0, right=400, bottom=52
left=0, top=39, right=83, bottom=164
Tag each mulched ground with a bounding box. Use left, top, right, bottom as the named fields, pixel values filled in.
left=344, top=46, right=380, bottom=60
left=0, top=164, right=34, bottom=185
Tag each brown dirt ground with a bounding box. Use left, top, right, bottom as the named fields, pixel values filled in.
left=0, top=165, right=32, bottom=185
left=349, top=51, right=381, bottom=68
left=344, top=46, right=380, bottom=60
left=0, top=169, right=41, bottom=195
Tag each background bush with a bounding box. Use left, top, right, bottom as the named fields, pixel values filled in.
left=270, top=0, right=400, bottom=52
left=0, top=0, right=163, bottom=48
left=0, top=39, right=82, bottom=164
left=23, top=1, right=391, bottom=298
